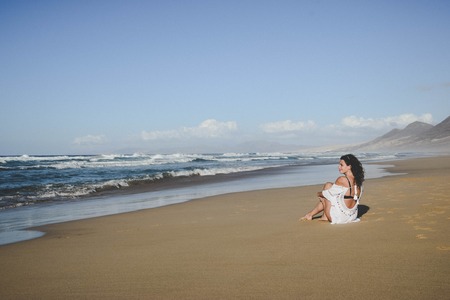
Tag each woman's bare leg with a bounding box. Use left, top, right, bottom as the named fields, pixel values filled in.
left=300, top=200, right=324, bottom=221
left=319, top=198, right=332, bottom=222
left=300, top=182, right=334, bottom=221
left=321, top=183, right=333, bottom=222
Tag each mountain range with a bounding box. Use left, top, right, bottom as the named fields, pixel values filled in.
left=343, top=115, right=450, bottom=152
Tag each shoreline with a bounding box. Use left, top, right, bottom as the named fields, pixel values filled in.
left=1, top=155, right=449, bottom=299
left=0, top=164, right=395, bottom=246
left=0, top=161, right=394, bottom=245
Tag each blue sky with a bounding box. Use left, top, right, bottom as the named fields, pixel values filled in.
left=1, top=0, right=449, bottom=155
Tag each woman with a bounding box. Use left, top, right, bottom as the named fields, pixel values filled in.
left=300, top=154, right=365, bottom=224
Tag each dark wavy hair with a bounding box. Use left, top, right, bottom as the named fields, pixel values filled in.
left=341, top=154, right=365, bottom=188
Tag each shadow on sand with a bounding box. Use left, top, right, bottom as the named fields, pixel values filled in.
left=310, top=204, right=370, bottom=221
left=357, top=205, right=370, bottom=218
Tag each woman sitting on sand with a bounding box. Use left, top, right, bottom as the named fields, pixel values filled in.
left=300, top=154, right=365, bottom=224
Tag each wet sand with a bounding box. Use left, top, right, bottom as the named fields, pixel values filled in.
left=1, top=156, right=449, bottom=299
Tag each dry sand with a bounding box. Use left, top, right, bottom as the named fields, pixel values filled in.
left=1, top=156, right=449, bottom=299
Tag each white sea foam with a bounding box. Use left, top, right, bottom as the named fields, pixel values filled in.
left=43, top=153, right=218, bottom=169
left=0, top=155, right=87, bottom=162
left=165, top=166, right=265, bottom=178
left=1, top=152, right=304, bottom=167
left=99, top=180, right=130, bottom=189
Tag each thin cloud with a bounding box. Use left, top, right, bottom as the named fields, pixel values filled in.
left=141, top=119, right=238, bottom=141
left=73, top=134, right=107, bottom=146
left=260, top=120, right=316, bottom=133
left=341, top=113, right=433, bottom=129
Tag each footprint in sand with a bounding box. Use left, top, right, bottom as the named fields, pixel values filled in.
left=426, top=210, right=446, bottom=217
left=405, top=219, right=417, bottom=224
left=436, top=246, right=450, bottom=251
left=414, top=226, right=435, bottom=232
left=416, top=234, right=427, bottom=239
left=401, top=215, right=418, bottom=224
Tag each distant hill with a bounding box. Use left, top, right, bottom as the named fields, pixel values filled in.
left=343, top=116, right=450, bottom=152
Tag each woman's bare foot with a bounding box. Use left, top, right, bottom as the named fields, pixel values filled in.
left=300, top=214, right=313, bottom=221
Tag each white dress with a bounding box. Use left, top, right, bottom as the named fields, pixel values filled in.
left=322, top=184, right=362, bottom=224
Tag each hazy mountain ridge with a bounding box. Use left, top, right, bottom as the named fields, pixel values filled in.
left=341, top=116, right=450, bottom=152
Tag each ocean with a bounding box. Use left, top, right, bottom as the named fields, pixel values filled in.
left=0, top=151, right=408, bottom=245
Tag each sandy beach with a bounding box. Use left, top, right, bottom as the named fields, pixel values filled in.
left=1, top=156, right=449, bottom=299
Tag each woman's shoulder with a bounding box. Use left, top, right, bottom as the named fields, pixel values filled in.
left=335, top=176, right=349, bottom=187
